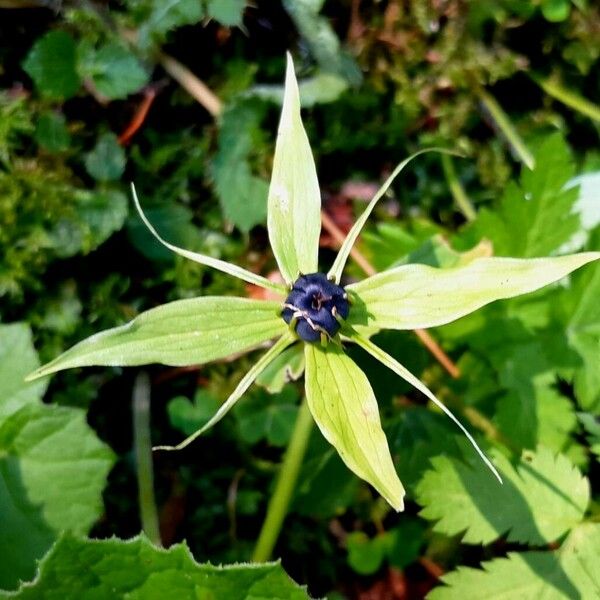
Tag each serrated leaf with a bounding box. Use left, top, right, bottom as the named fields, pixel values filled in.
left=3, top=534, right=308, bottom=599
left=255, top=344, right=305, bottom=393
left=234, top=386, right=299, bottom=447
left=429, top=523, right=600, bottom=599
left=303, top=343, right=405, bottom=511
left=0, top=402, right=114, bottom=590
left=474, top=133, right=580, bottom=257
left=22, top=31, right=80, bottom=100
left=27, top=298, right=287, bottom=380
left=77, top=189, right=129, bottom=249
left=267, top=54, right=321, bottom=284
left=347, top=253, right=600, bottom=331
left=494, top=342, right=577, bottom=452
left=416, top=446, right=589, bottom=545
left=0, top=324, right=46, bottom=419
left=84, top=133, right=126, bottom=182
left=77, top=42, right=149, bottom=100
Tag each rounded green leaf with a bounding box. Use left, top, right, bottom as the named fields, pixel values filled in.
left=267, top=54, right=321, bottom=284
left=304, top=343, right=405, bottom=511
left=26, top=297, right=287, bottom=380
left=347, top=252, right=600, bottom=331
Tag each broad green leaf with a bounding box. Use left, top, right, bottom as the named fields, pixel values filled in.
left=346, top=532, right=388, bottom=575
left=349, top=332, right=501, bottom=482
left=255, top=344, right=305, bottom=393
left=34, top=112, right=70, bottom=152
left=267, top=54, right=321, bottom=284
left=0, top=324, right=46, bottom=419
left=0, top=403, right=114, bottom=590
left=77, top=189, right=129, bottom=250
left=328, top=149, right=457, bottom=282
left=429, top=523, right=600, bottom=599
left=3, top=534, right=308, bottom=599
left=26, top=297, right=287, bottom=380
left=303, top=343, right=405, bottom=511
left=416, top=446, right=589, bottom=545
left=155, top=333, right=295, bottom=451
left=84, top=133, right=125, bottom=182
left=206, top=0, right=246, bottom=27
left=22, top=31, right=80, bottom=100
left=132, top=184, right=286, bottom=293
left=473, top=133, right=580, bottom=257
left=234, top=386, right=299, bottom=447
left=77, top=42, right=149, bottom=100
left=347, top=253, right=600, bottom=331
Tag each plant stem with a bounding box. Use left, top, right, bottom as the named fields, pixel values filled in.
left=532, top=73, right=600, bottom=123
left=476, top=87, right=535, bottom=170
left=320, top=211, right=461, bottom=378
left=441, top=154, right=477, bottom=222
left=133, top=372, right=162, bottom=546
left=252, top=398, right=313, bottom=562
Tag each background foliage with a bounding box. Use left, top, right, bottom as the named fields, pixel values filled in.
left=0, top=0, right=599, bottom=597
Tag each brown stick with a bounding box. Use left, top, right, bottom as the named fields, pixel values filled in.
left=320, top=210, right=461, bottom=378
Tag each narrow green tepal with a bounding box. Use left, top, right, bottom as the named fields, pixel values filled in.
left=347, top=252, right=600, bottom=331
left=26, top=298, right=287, bottom=381
left=267, top=53, right=322, bottom=284
left=304, top=343, right=405, bottom=511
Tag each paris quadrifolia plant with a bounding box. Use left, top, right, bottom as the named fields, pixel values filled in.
left=27, top=55, right=599, bottom=512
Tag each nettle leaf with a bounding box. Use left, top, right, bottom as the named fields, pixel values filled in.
left=255, top=344, right=305, bottom=394
left=4, top=534, right=308, bottom=599
left=304, top=343, right=405, bottom=511
left=22, top=31, right=80, bottom=100
left=429, top=523, right=600, bottom=599
left=0, top=324, right=46, bottom=419
left=77, top=42, right=149, bottom=100
left=347, top=253, right=600, bottom=331
left=0, top=322, right=114, bottom=590
left=267, top=54, right=321, bottom=284
left=416, top=446, right=589, bottom=545
left=494, top=342, right=577, bottom=452
left=211, top=101, right=269, bottom=232
left=84, top=133, right=126, bottom=182
left=0, top=404, right=115, bottom=590
left=234, top=386, right=299, bottom=447
left=27, top=298, right=286, bottom=380
left=474, top=133, right=580, bottom=257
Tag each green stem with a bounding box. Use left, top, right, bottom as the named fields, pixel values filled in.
left=476, top=87, right=535, bottom=170
left=441, top=154, right=477, bottom=222
left=133, top=372, right=162, bottom=546
left=532, top=73, right=600, bottom=124
left=252, top=398, right=313, bottom=562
